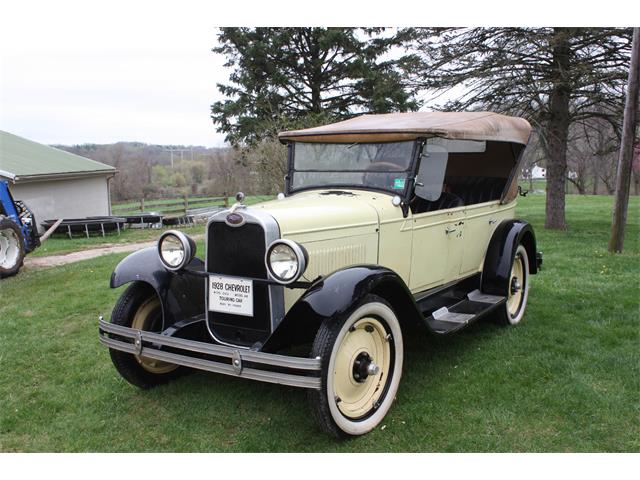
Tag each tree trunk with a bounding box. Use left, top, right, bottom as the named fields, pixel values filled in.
left=609, top=27, right=640, bottom=253
left=544, top=29, right=572, bottom=230
left=308, top=30, right=323, bottom=113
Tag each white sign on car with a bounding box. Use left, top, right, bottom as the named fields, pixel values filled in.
left=208, top=275, right=253, bottom=317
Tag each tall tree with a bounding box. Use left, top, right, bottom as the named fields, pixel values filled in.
left=609, top=27, right=640, bottom=253
left=407, top=27, right=633, bottom=229
left=211, top=28, right=419, bottom=145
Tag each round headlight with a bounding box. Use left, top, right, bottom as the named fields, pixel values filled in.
left=158, top=230, right=195, bottom=271
left=266, top=239, right=308, bottom=284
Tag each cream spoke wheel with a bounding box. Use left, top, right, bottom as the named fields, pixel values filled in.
left=131, top=297, right=178, bottom=374
left=507, top=253, right=524, bottom=316
left=309, top=295, right=403, bottom=438
left=108, top=282, right=183, bottom=389
left=333, top=317, right=391, bottom=419
left=497, top=244, right=530, bottom=325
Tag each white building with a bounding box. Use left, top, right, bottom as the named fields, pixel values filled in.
left=531, top=166, right=547, bottom=179
left=0, top=130, right=116, bottom=232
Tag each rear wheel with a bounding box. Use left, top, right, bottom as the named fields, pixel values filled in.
left=308, top=294, right=403, bottom=438
left=494, top=244, right=530, bottom=325
left=0, top=217, right=25, bottom=279
left=108, top=282, right=183, bottom=388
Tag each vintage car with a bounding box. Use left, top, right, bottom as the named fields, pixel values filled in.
left=99, top=112, right=542, bottom=438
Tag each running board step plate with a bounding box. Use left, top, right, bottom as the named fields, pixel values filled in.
left=432, top=307, right=474, bottom=324
left=467, top=289, right=504, bottom=304
left=423, top=294, right=507, bottom=335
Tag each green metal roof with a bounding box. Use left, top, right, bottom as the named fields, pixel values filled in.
left=0, top=130, right=115, bottom=182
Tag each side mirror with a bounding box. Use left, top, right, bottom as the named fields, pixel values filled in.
left=414, top=144, right=448, bottom=201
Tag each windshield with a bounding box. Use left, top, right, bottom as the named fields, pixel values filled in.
left=290, top=141, right=415, bottom=194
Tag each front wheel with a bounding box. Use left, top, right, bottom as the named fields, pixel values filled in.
left=0, top=217, right=25, bottom=279
left=308, top=294, right=403, bottom=438
left=108, top=282, right=183, bottom=389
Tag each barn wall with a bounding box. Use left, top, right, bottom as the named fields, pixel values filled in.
left=11, top=175, right=111, bottom=233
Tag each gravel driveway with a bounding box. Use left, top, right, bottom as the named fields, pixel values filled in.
left=24, top=235, right=204, bottom=269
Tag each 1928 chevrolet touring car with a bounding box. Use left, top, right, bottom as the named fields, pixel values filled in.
left=99, top=112, right=542, bottom=438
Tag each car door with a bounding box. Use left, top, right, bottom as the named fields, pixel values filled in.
left=408, top=143, right=465, bottom=292
left=410, top=207, right=465, bottom=292
left=460, top=200, right=516, bottom=276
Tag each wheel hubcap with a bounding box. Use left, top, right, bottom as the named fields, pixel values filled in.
left=352, top=352, right=380, bottom=383
left=510, top=277, right=521, bottom=295
left=333, top=317, right=390, bottom=419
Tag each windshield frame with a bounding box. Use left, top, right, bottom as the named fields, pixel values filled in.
left=285, top=139, right=423, bottom=200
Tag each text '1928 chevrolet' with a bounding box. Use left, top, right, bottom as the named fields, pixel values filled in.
left=99, top=112, right=543, bottom=438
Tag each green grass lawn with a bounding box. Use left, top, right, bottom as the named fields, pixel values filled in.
left=518, top=179, right=547, bottom=192
left=0, top=194, right=638, bottom=452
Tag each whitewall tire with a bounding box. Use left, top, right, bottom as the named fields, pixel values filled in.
left=308, top=294, right=403, bottom=438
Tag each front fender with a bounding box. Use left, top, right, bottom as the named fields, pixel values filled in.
left=481, top=219, right=538, bottom=297
left=262, top=265, right=423, bottom=352
left=110, top=247, right=205, bottom=329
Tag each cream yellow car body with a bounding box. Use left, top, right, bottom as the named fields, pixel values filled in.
left=254, top=189, right=517, bottom=311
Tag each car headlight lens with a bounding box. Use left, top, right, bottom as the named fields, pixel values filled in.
left=266, top=239, right=308, bottom=284
left=158, top=230, right=195, bottom=271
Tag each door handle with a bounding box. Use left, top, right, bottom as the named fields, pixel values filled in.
left=489, top=219, right=497, bottom=225
left=445, top=227, right=457, bottom=235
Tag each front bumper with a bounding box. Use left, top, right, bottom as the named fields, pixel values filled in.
left=98, top=318, right=321, bottom=389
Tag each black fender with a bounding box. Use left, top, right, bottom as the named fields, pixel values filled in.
left=261, top=265, right=423, bottom=352
left=481, top=219, right=539, bottom=297
left=110, top=247, right=205, bottom=329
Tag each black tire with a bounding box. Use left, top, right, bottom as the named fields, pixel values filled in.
left=0, top=216, right=25, bottom=279
left=493, top=244, right=530, bottom=326
left=308, top=294, right=404, bottom=438
left=109, top=282, right=184, bottom=389
left=14, top=200, right=40, bottom=251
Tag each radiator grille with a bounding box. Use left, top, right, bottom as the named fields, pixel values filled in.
left=206, top=221, right=271, bottom=347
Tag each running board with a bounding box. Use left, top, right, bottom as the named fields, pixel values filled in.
left=423, top=290, right=506, bottom=335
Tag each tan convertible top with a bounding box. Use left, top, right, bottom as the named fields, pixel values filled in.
left=279, top=111, right=532, bottom=145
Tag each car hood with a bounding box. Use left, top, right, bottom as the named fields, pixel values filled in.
left=251, top=190, right=382, bottom=240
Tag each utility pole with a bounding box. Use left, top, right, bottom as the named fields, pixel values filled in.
left=164, top=147, right=190, bottom=169
left=609, top=27, right=640, bottom=253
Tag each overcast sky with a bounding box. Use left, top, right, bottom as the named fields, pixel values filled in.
left=0, top=1, right=628, bottom=148
left=0, top=3, right=233, bottom=147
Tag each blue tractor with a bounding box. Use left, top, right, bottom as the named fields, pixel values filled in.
left=0, top=180, right=40, bottom=278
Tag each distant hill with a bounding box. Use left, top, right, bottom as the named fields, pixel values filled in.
left=53, top=142, right=232, bottom=201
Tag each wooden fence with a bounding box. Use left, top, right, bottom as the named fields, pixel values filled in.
left=112, top=194, right=229, bottom=217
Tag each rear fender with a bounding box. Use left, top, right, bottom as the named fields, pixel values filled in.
left=262, top=265, right=423, bottom=352
left=110, top=247, right=205, bottom=329
left=481, top=219, right=538, bottom=297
